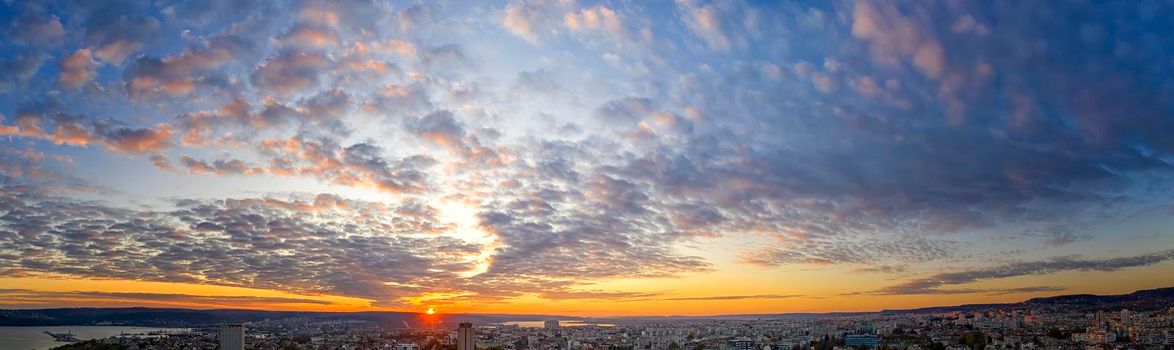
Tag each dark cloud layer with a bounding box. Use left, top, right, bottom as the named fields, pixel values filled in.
left=0, top=289, right=335, bottom=307
left=876, top=251, right=1174, bottom=295
left=662, top=294, right=803, bottom=301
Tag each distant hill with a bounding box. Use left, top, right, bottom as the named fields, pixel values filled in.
left=2, top=287, right=1171, bottom=326
left=873, top=287, right=1174, bottom=316
left=1023, top=286, right=1174, bottom=307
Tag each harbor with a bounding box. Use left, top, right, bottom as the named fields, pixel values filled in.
left=0, top=326, right=191, bottom=350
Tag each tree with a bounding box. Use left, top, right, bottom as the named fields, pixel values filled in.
left=670, top=341, right=681, bottom=350
left=962, top=331, right=987, bottom=350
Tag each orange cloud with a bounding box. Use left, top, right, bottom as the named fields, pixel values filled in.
left=58, top=49, right=97, bottom=88
left=102, top=124, right=175, bottom=154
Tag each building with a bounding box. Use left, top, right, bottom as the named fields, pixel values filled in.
left=1120, top=309, right=1131, bottom=325
left=726, top=337, right=754, bottom=350
left=1073, top=330, right=1116, bottom=344
left=544, top=320, right=560, bottom=329
left=458, top=323, right=475, bottom=350
left=219, top=324, right=245, bottom=350
left=844, top=335, right=881, bottom=349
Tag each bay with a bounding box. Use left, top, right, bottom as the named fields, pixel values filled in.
left=0, top=326, right=189, bottom=350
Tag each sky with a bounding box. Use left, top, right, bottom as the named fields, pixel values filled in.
left=0, top=0, right=1171, bottom=317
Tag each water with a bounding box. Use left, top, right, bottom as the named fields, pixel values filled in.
left=499, top=320, right=614, bottom=328
left=0, top=326, right=189, bottom=350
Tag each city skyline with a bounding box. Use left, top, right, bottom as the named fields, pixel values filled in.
left=0, top=0, right=1172, bottom=317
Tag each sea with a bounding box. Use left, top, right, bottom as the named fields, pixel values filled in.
left=499, top=320, right=614, bottom=328
left=0, top=326, right=189, bottom=350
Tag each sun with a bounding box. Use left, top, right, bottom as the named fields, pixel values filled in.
left=426, top=307, right=435, bottom=315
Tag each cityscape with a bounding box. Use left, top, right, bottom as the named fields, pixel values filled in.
left=16, top=287, right=1174, bottom=349
left=1, top=0, right=1174, bottom=349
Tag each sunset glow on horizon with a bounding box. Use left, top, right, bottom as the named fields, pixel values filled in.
left=0, top=0, right=1172, bottom=317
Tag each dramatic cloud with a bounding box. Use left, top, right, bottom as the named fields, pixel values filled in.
left=877, top=251, right=1174, bottom=295
left=0, top=181, right=469, bottom=303
left=0, top=0, right=1170, bottom=311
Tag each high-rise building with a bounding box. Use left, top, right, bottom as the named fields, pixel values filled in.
left=458, top=323, right=475, bottom=350
left=1121, top=309, right=1131, bottom=325
left=544, top=320, right=560, bottom=329
left=727, top=337, right=755, bottom=350
left=219, top=323, right=245, bottom=350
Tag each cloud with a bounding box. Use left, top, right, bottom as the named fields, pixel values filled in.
left=406, top=111, right=467, bottom=149
left=852, top=265, right=908, bottom=274
left=678, top=2, right=731, bottom=51
left=259, top=136, right=433, bottom=194
left=80, top=3, right=161, bottom=64
left=1, top=2, right=66, bottom=47
left=0, top=0, right=1171, bottom=310
left=0, top=52, right=46, bottom=92
left=58, top=49, right=97, bottom=88
left=179, top=156, right=265, bottom=176
left=176, top=91, right=352, bottom=147
left=125, top=34, right=252, bottom=98
left=984, top=286, right=1067, bottom=296
left=594, top=97, right=656, bottom=124
left=149, top=154, right=175, bottom=171
left=98, top=123, right=176, bottom=154
left=0, top=178, right=687, bottom=305
left=741, top=238, right=956, bottom=266
left=252, top=52, right=330, bottom=95
left=876, top=251, right=1174, bottom=295
left=563, top=5, right=638, bottom=44
left=0, top=181, right=468, bottom=303
left=850, top=0, right=946, bottom=79
left=0, top=101, right=178, bottom=154
left=662, top=294, right=802, bottom=301
left=278, top=24, right=340, bottom=50
left=0, top=289, right=336, bottom=307
left=502, top=0, right=569, bottom=44
left=0, top=147, right=96, bottom=190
